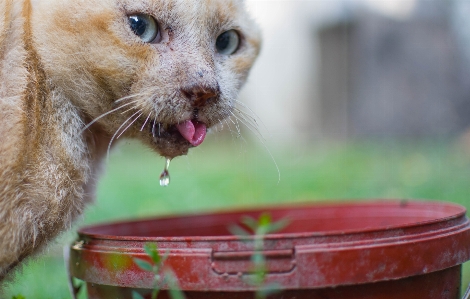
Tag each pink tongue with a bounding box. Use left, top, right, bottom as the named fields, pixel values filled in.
left=176, top=120, right=207, bottom=146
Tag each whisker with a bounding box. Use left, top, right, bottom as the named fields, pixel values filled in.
left=228, top=111, right=279, bottom=183
left=120, top=101, right=145, bottom=115
left=217, top=119, right=225, bottom=132
left=264, top=144, right=281, bottom=184
left=117, top=112, right=143, bottom=140
left=232, top=118, right=246, bottom=142
left=232, top=109, right=261, bottom=131
left=152, top=116, right=157, bottom=137
left=227, top=115, right=241, bottom=138
left=223, top=117, right=248, bottom=153
left=230, top=111, right=265, bottom=142
left=114, top=90, right=153, bottom=104
left=233, top=100, right=270, bottom=134
left=233, top=109, right=261, bottom=132
left=233, top=99, right=262, bottom=121
left=232, top=116, right=242, bottom=138
left=106, top=110, right=141, bottom=161
left=233, top=108, right=259, bottom=127
left=224, top=118, right=236, bottom=139
left=141, top=112, right=152, bottom=131
left=224, top=117, right=248, bottom=146
left=80, top=100, right=138, bottom=134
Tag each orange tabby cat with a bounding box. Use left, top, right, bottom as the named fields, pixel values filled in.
left=0, top=0, right=260, bottom=278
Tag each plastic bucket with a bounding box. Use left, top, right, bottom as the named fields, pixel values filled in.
left=69, top=200, right=470, bottom=298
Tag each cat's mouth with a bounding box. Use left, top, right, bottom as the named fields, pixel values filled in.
left=174, top=119, right=207, bottom=147
left=149, top=119, right=207, bottom=157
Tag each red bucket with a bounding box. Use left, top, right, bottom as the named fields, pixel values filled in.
left=69, top=200, right=470, bottom=298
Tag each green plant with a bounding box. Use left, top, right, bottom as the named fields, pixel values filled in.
left=11, top=295, right=26, bottom=299
left=229, top=213, right=290, bottom=299
left=132, top=214, right=288, bottom=299
left=132, top=243, right=186, bottom=299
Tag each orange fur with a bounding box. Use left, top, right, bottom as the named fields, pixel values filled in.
left=0, top=0, right=260, bottom=279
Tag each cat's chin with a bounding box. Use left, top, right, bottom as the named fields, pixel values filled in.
left=151, top=134, right=192, bottom=158
left=148, top=120, right=206, bottom=158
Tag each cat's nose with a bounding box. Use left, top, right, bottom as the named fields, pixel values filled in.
left=181, top=85, right=219, bottom=108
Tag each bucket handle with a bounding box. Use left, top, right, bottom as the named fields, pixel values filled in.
left=211, top=249, right=295, bottom=275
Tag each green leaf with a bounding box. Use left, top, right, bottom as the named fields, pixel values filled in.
left=169, top=288, right=186, bottom=299
left=258, top=213, right=272, bottom=228
left=72, top=277, right=84, bottom=290
left=132, top=291, right=146, bottom=299
left=165, top=270, right=187, bottom=299
left=151, top=288, right=160, bottom=299
left=253, top=267, right=267, bottom=285
left=144, top=243, right=161, bottom=264
left=251, top=252, right=266, bottom=265
left=12, top=295, right=26, bottom=299
left=241, top=216, right=258, bottom=231
left=160, top=250, right=171, bottom=266
left=255, top=283, right=282, bottom=299
left=258, top=282, right=281, bottom=296
left=228, top=224, right=251, bottom=236
left=266, top=218, right=290, bottom=234
left=133, top=258, right=153, bottom=272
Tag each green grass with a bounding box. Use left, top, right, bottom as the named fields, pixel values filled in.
left=3, top=137, right=470, bottom=298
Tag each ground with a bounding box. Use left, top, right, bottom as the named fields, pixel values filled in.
left=4, top=136, right=470, bottom=298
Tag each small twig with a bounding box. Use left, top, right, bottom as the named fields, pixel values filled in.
left=230, top=213, right=289, bottom=299
left=462, top=283, right=470, bottom=299
left=133, top=243, right=186, bottom=299
left=63, top=246, right=81, bottom=299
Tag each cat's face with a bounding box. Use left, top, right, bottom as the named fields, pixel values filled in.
left=33, top=0, right=261, bottom=157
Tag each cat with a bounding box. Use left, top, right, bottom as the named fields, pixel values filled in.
left=0, top=0, right=260, bottom=279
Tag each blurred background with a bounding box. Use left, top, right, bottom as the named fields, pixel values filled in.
left=243, top=0, right=470, bottom=141
left=4, top=0, right=470, bottom=297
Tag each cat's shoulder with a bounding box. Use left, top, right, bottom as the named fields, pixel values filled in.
left=0, top=0, right=31, bottom=172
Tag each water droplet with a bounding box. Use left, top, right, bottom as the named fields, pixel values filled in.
left=159, top=158, right=171, bottom=187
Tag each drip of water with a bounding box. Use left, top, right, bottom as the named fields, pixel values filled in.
left=159, top=158, right=171, bottom=187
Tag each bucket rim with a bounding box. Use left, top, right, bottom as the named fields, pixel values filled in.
left=77, top=199, right=466, bottom=242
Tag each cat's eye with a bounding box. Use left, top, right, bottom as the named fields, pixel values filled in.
left=216, top=30, right=240, bottom=55
left=128, top=14, right=158, bottom=43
